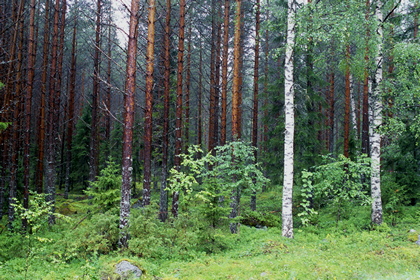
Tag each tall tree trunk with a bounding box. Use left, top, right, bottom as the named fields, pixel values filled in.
left=6, top=0, right=25, bottom=227
left=362, top=0, right=371, bottom=156
left=56, top=0, right=67, bottom=193
left=142, top=0, right=156, bottom=207
left=220, top=0, right=230, bottom=146
left=371, top=0, right=383, bottom=225
left=229, top=0, right=242, bottom=234
left=197, top=42, right=203, bottom=148
left=172, top=0, right=186, bottom=218
left=251, top=0, right=261, bottom=211
left=89, top=0, right=101, bottom=185
left=185, top=26, right=191, bottom=149
left=208, top=0, right=219, bottom=152
left=282, top=0, right=298, bottom=239
left=119, top=0, right=139, bottom=247
left=45, top=0, right=62, bottom=225
left=231, top=0, right=242, bottom=141
left=344, top=44, right=351, bottom=158
left=23, top=0, right=37, bottom=220
left=104, top=22, right=112, bottom=158
left=65, top=0, right=78, bottom=199
left=36, top=0, right=50, bottom=194
left=327, top=72, right=335, bottom=154
left=159, top=0, right=171, bottom=222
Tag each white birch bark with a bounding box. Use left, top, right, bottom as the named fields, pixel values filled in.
left=349, top=74, right=358, bottom=133
left=282, top=0, right=299, bottom=238
left=371, top=0, right=383, bottom=225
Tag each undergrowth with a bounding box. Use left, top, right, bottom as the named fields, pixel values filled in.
left=1, top=189, right=420, bottom=279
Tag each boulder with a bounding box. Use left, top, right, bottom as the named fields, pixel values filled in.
left=408, top=229, right=418, bottom=242
left=115, top=260, right=142, bottom=279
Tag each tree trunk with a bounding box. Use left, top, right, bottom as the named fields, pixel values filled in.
left=344, top=44, right=351, bottom=158
left=197, top=42, right=203, bottom=148
left=362, top=0, right=371, bottom=156
left=371, top=0, right=383, bottom=225
left=120, top=0, right=139, bottom=247
left=229, top=0, right=242, bottom=234
left=327, top=72, right=335, bottom=154
left=36, top=0, right=51, bottom=194
left=23, top=0, right=37, bottom=220
left=45, top=0, right=62, bottom=225
left=89, top=0, right=101, bottom=185
left=172, top=0, right=186, bottom=218
left=282, top=0, right=298, bottom=239
left=251, top=0, right=261, bottom=211
left=220, top=0, right=229, bottom=146
left=142, top=0, right=156, bottom=207
left=208, top=0, right=219, bottom=152
left=185, top=26, right=192, bottom=149
left=159, top=0, right=171, bottom=222
left=65, top=0, right=78, bottom=199
left=231, top=0, right=242, bottom=141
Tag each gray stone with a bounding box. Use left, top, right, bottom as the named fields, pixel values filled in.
left=409, top=229, right=417, bottom=233
left=115, top=260, right=142, bottom=279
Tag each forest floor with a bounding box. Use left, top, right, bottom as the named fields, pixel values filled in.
left=1, top=193, right=420, bottom=279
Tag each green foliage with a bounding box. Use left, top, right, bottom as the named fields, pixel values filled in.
left=298, top=154, right=372, bottom=225
left=70, top=106, right=92, bottom=191
left=56, top=212, right=119, bottom=258
left=128, top=206, right=203, bottom=259
left=84, top=158, right=121, bottom=213
left=168, top=142, right=270, bottom=229
left=0, top=122, right=11, bottom=132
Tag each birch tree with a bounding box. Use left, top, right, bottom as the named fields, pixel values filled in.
left=282, top=0, right=302, bottom=238
left=370, top=0, right=383, bottom=225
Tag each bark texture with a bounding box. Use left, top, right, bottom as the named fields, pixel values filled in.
left=120, top=0, right=139, bottom=247
left=282, top=0, right=298, bottom=239
left=143, top=0, right=156, bottom=207
left=370, top=0, right=383, bottom=225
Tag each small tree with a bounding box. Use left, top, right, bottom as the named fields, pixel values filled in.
left=168, top=141, right=270, bottom=231
left=298, top=154, right=372, bottom=225
left=84, top=158, right=121, bottom=213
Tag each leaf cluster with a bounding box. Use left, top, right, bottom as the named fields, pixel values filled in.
left=168, top=142, right=270, bottom=224
left=298, top=154, right=372, bottom=226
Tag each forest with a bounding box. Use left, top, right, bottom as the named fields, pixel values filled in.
left=0, top=0, right=420, bottom=278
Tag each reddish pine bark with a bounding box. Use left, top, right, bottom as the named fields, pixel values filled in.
left=231, top=0, right=242, bottom=140
left=185, top=26, right=192, bottom=148
left=23, top=0, right=37, bottom=217
left=120, top=0, right=139, bottom=247
left=172, top=0, right=186, bottom=218
left=89, top=0, right=101, bottom=184
left=45, top=0, right=62, bottom=225
left=142, top=0, right=156, bottom=207
left=65, top=0, right=78, bottom=199
left=159, top=0, right=171, bottom=222
left=35, top=0, right=51, bottom=194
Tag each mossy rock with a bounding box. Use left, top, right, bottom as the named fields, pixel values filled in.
left=57, top=201, right=79, bottom=215
left=407, top=229, right=419, bottom=242
left=101, top=258, right=145, bottom=280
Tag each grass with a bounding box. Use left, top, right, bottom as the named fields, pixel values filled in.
left=151, top=225, right=420, bottom=280
left=1, top=192, right=420, bottom=279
